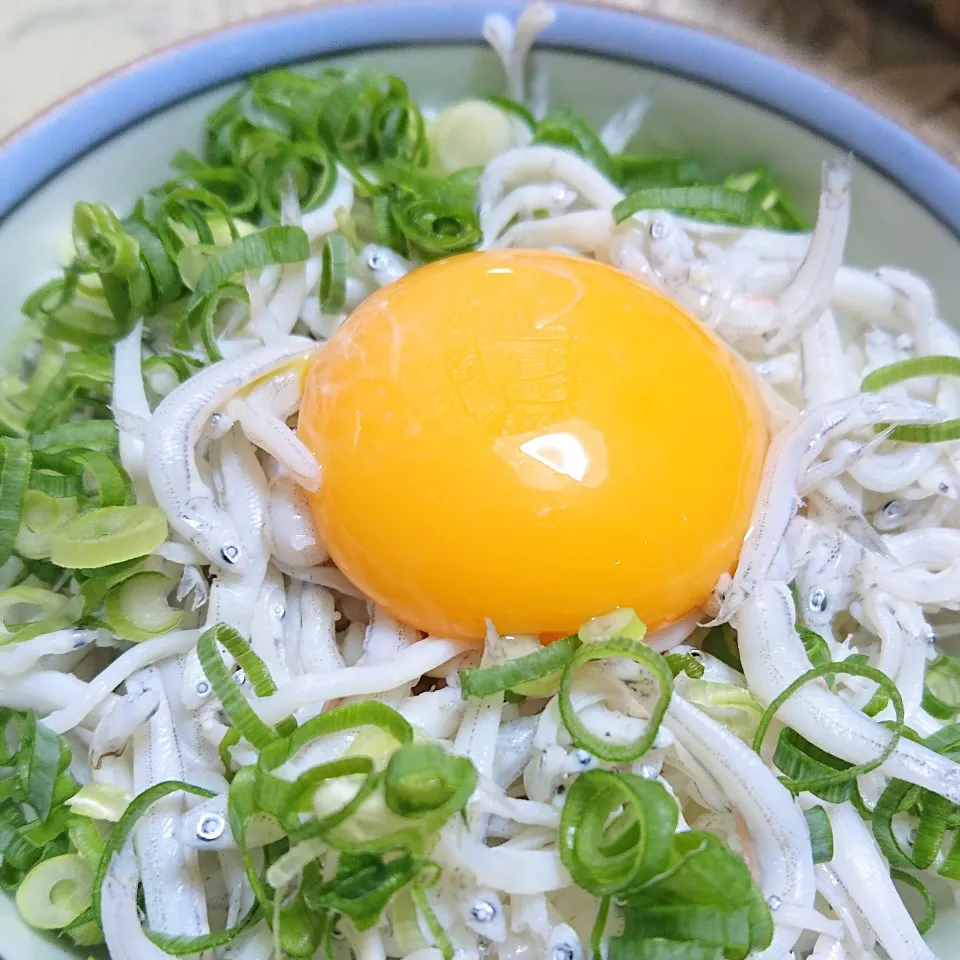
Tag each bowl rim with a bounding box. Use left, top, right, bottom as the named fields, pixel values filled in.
left=0, top=0, right=959, bottom=235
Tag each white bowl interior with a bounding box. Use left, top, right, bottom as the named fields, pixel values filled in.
left=0, top=42, right=958, bottom=958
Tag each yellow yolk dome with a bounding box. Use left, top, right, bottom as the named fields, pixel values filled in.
left=299, top=249, right=768, bottom=639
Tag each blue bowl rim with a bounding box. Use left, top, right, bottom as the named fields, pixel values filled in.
left=1, top=0, right=959, bottom=235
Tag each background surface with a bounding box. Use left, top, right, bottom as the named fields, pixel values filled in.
left=1, top=0, right=960, bottom=164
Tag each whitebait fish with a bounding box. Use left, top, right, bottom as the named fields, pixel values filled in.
left=145, top=341, right=316, bottom=570
left=2, top=6, right=959, bottom=960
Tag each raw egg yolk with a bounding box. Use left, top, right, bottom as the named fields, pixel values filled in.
left=299, top=249, right=767, bottom=639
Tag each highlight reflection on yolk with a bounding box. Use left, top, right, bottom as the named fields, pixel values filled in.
left=299, top=250, right=767, bottom=639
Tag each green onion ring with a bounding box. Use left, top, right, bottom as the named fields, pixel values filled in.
left=319, top=234, right=349, bottom=313
left=861, top=355, right=960, bottom=442
left=559, top=769, right=678, bottom=896
left=802, top=806, right=834, bottom=864
left=460, top=635, right=580, bottom=700
left=753, top=660, right=904, bottom=794
left=559, top=637, right=673, bottom=762
left=890, top=869, right=936, bottom=935
left=613, top=186, right=756, bottom=226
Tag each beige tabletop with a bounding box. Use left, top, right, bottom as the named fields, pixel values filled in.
left=2, top=0, right=960, bottom=164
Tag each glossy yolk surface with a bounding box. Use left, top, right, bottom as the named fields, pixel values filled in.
left=299, top=249, right=767, bottom=640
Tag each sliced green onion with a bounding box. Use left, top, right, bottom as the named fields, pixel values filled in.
left=608, top=938, right=721, bottom=960
left=861, top=355, right=960, bottom=391
left=612, top=156, right=709, bottom=192
left=924, top=722, right=960, bottom=754
left=15, top=853, right=92, bottom=930
left=772, top=729, right=854, bottom=803
left=754, top=661, right=904, bottom=795
left=484, top=95, right=536, bottom=130
left=380, top=159, right=472, bottom=206
left=99, top=266, right=153, bottom=332
left=390, top=888, right=428, bottom=954
left=30, top=421, right=117, bottom=455
left=317, top=68, right=406, bottom=163
left=17, top=340, right=64, bottom=413
left=248, top=70, right=327, bottom=133
left=701, top=623, right=742, bottom=673
left=123, top=218, right=181, bottom=307
left=803, top=806, right=834, bottom=864
left=384, top=743, right=475, bottom=824
left=65, top=783, right=131, bottom=823
left=617, top=831, right=773, bottom=955
left=798, top=626, right=831, bottom=671
left=411, top=884, right=454, bottom=960
left=64, top=917, right=103, bottom=948
left=922, top=654, right=960, bottom=720
left=287, top=701, right=412, bottom=759
left=154, top=184, right=240, bottom=250
left=30, top=450, right=85, bottom=499
left=72, top=203, right=140, bottom=277
left=301, top=849, right=423, bottom=930
left=626, top=831, right=762, bottom=910
left=390, top=197, right=481, bottom=258
left=373, top=97, right=429, bottom=166
left=319, top=234, right=349, bottom=312
left=559, top=637, right=672, bottom=762
left=372, top=195, right=406, bottom=252
left=76, top=556, right=146, bottom=616
left=70, top=450, right=134, bottom=507
left=664, top=653, right=704, bottom=679
left=535, top=108, right=615, bottom=178
left=63, top=352, right=112, bottom=394
left=559, top=769, right=677, bottom=896
left=181, top=164, right=260, bottom=217
left=591, top=896, right=612, bottom=960
left=22, top=275, right=123, bottom=350
left=48, top=505, right=167, bottom=569
left=67, top=816, right=105, bottom=875
left=0, top=438, right=32, bottom=567
left=178, top=282, right=248, bottom=363
left=104, top=571, right=183, bottom=642
left=681, top=680, right=762, bottom=742
left=14, top=491, right=79, bottom=560
left=861, top=356, right=960, bottom=442
left=283, top=758, right=378, bottom=842
left=430, top=100, right=513, bottom=173
left=260, top=142, right=337, bottom=221
left=872, top=777, right=925, bottom=870
left=579, top=607, right=646, bottom=644
left=891, top=869, right=936, bottom=935
left=0, top=586, right=82, bottom=644
left=17, top=711, right=75, bottom=822
left=143, top=353, right=202, bottom=393
left=724, top=166, right=806, bottom=231
left=226, top=767, right=278, bottom=908
left=613, top=186, right=756, bottom=226
left=176, top=243, right=220, bottom=290
left=16, top=557, right=65, bottom=587
left=226, top=707, right=411, bottom=928
left=912, top=791, right=955, bottom=870
left=24, top=375, right=77, bottom=435
left=938, top=828, right=960, bottom=881
left=460, top=634, right=580, bottom=700
left=190, top=225, right=309, bottom=305
left=198, top=623, right=284, bottom=751
left=621, top=905, right=751, bottom=954
left=251, top=701, right=412, bottom=822
left=326, top=744, right=475, bottom=854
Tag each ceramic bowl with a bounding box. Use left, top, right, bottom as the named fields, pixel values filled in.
left=1, top=1, right=959, bottom=956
